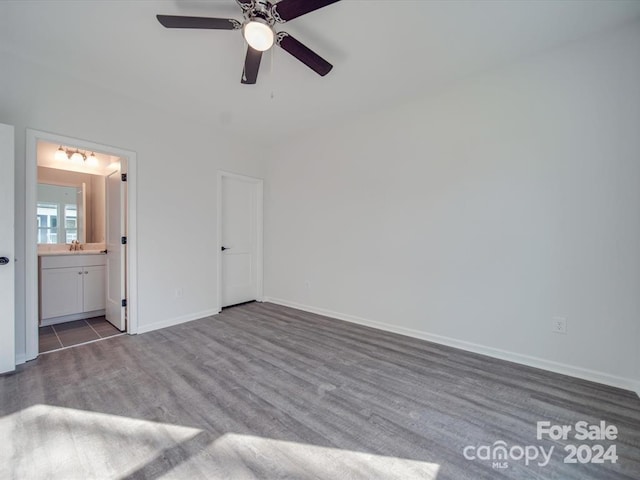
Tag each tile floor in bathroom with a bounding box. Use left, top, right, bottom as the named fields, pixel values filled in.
left=39, top=317, right=123, bottom=353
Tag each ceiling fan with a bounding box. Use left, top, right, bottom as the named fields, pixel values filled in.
left=157, top=0, right=341, bottom=85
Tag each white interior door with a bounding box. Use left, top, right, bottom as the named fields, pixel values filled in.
left=0, top=124, right=15, bottom=373
left=106, top=167, right=126, bottom=330
left=220, top=174, right=262, bottom=308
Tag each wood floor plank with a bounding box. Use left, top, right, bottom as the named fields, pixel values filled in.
left=1, top=302, right=639, bottom=479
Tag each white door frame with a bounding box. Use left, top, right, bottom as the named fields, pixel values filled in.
left=25, top=129, right=138, bottom=361
left=0, top=124, right=15, bottom=373
left=216, top=171, right=264, bottom=311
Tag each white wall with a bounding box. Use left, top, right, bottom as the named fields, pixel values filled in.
left=264, top=23, right=640, bottom=391
left=0, top=50, right=266, bottom=361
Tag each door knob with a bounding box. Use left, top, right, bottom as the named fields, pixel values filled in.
left=221, top=246, right=230, bottom=251
left=0, top=257, right=9, bottom=265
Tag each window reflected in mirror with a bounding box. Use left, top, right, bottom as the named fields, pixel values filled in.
left=37, top=184, right=83, bottom=244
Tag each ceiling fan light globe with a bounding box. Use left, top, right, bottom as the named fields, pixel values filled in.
left=243, top=20, right=274, bottom=51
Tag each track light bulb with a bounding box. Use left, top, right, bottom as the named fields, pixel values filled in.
left=55, top=146, right=67, bottom=161
left=70, top=150, right=84, bottom=163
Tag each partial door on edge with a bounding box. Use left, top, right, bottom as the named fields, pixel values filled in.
left=220, top=173, right=263, bottom=308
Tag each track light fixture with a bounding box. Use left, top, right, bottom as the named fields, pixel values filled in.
left=55, top=145, right=98, bottom=165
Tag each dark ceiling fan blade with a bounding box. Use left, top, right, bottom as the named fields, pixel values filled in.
left=235, top=0, right=253, bottom=12
left=241, top=47, right=263, bottom=84
left=272, top=0, right=341, bottom=22
left=276, top=32, right=333, bottom=76
left=156, top=15, right=241, bottom=30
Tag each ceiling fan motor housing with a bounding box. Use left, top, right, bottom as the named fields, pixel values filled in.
left=247, top=0, right=276, bottom=25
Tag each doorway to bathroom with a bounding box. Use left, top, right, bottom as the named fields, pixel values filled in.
left=25, top=129, right=138, bottom=361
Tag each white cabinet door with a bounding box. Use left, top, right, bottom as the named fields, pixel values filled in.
left=41, top=267, right=83, bottom=319
left=83, top=265, right=106, bottom=312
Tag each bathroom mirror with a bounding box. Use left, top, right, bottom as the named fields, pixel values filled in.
left=37, top=183, right=83, bottom=243
left=37, top=167, right=106, bottom=244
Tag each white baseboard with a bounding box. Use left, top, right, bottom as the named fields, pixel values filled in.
left=137, top=308, right=219, bottom=334
left=264, top=297, right=640, bottom=396
left=15, top=353, right=26, bottom=366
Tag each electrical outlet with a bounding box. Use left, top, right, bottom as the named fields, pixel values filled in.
left=175, top=288, right=184, bottom=298
left=552, top=316, right=567, bottom=334
left=304, top=280, right=311, bottom=289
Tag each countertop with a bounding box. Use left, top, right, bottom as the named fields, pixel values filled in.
left=38, top=250, right=106, bottom=256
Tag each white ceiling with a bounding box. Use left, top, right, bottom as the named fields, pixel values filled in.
left=2, top=0, right=640, bottom=144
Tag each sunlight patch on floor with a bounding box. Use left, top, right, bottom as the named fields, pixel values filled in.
left=168, top=433, right=441, bottom=480
left=0, top=405, right=440, bottom=479
left=0, top=404, right=202, bottom=479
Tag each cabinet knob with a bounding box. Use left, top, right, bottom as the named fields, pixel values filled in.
left=78, top=271, right=83, bottom=275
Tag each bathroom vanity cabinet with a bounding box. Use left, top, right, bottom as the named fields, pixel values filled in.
left=39, top=253, right=106, bottom=324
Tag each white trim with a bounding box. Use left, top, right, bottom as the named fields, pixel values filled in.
left=216, top=172, right=222, bottom=312
left=25, top=131, right=38, bottom=362
left=24, top=129, right=139, bottom=362
left=256, top=180, right=264, bottom=303
left=216, top=171, right=264, bottom=311
left=264, top=297, right=640, bottom=396
left=126, top=153, right=138, bottom=334
left=38, top=332, right=125, bottom=355
left=136, top=308, right=219, bottom=334
left=0, top=123, right=15, bottom=374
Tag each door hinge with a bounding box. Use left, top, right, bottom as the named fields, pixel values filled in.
left=121, top=173, right=127, bottom=182
left=122, top=299, right=127, bottom=307
left=121, top=236, right=127, bottom=245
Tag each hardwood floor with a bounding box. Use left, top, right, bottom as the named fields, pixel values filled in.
left=1, top=302, right=639, bottom=479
